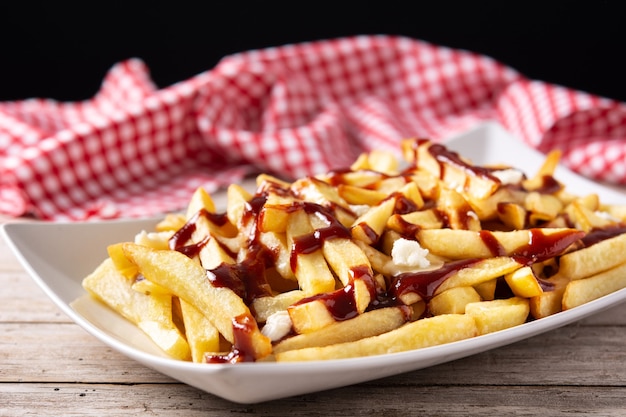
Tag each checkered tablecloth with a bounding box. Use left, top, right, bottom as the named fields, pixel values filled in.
left=2, top=35, right=626, bottom=220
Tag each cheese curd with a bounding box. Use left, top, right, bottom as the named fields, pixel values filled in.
left=391, top=238, right=431, bottom=269
left=492, top=168, right=524, bottom=185
left=261, top=310, right=293, bottom=342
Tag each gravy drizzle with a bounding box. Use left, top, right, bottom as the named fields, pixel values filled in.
left=164, top=153, right=626, bottom=362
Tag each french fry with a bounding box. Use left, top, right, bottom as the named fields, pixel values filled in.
left=286, top=209, right=337, bottom=296
left=504, top=266, right=543, bottom=298
left=417, top=228, right=584, bottom=261
left=465, top=297, right=530, bottom=335
left=434, top=257, right=522, bottom=295
left=338, top=184, right=387, bottom=206
left=558, top=231, right=626, bottom=280
left=529, top=274, right=570, bottom=319
left=273, top=306, right=409, bottom=353
left=252, top=290, right=306, bottom=323
left=467, top=187, right=525, bottom=222
left=405, top=139, right=501, bottom=199
left=349, top=149, right=399, bottom=175
left=82, top=258, right=190, bottom=360
left=291, top=176, right=355, bottom=227
left=120, top=243, right=272, bottom=360
left=436, top=188, right=481, bottom=231
left=351, top=196, right=397, bottom=245
left=275, top=314, right=477, bottom=361
left=522, top=149, right=562, bottom=191
left=386, top=209, right=444, bottom=235
left=562, top=262, right=626, bottom=310
left=390, top=257, right=521, bottom=306
left=179, top=299, right=220, bottom=363
left=496, top=201, right=527, bottom=230
left=428, top=286, right=482, bottom=315
left=136, top=293, right=191, bottom=361
left=525, top=192, right=563, bottom=225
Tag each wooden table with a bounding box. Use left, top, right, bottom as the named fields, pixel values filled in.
left=2, top=217, right=626, bottom=416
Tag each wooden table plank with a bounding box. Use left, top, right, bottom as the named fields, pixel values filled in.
left=2, top=383, right=626, bottom=416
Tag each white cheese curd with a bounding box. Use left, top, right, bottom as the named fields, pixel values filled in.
left=349, top=204, right=371, bottom=217
left=492, top=168, right=524, bottom=185
left=391, top=238, right=431, bottom=269
left=134, top=230, right=174, bottom=250
left=261, top=310, right=293, bottom=342
left=595, top=210, right=621, bottom=222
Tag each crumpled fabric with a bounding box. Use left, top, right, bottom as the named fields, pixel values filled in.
left=1, top=35, right=625, bottom=220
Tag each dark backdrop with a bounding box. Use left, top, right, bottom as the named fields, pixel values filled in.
left=1, top=2, right=624, bottom=102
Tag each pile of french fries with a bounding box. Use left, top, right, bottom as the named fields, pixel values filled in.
left=82, top=138, right=626, bottom=363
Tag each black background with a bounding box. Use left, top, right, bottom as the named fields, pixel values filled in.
left=1, top=1, right=625, bottom=102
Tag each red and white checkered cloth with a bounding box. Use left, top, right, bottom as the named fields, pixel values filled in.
left=2, top=35, right=626, bottom=221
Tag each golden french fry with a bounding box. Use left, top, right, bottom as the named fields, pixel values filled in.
left=338, top=184, right=387, bottom=206
left=474, top=279, right=497, bottom=301
left=496, top=201, right=527, bottom=230
left=417, top=228, right=584, bottom=261
left=349, top=149, right=399, bottom=174
left=120, top=243, right=272, bottom=360
left=252, top=290, right=306, bottom=323
left=275, top=314, right=477, bottom=361
left=529, top=274, right=570, bottom=319
left=226, top=183, right=253, bottom=228
left=288, top=297, right=337, bottom=334
left=274, top=306, right=409, bottom=353
left=180, top=299, right=220, bottom=363
left=255, top=173, right=292, bottom=192
left=286, top=209, right=337, bottom=296
left=405, top=139, right=501, bottom=199
left=390, top=257, right=521, bottom=305
left=185, top=187, right=216, bottom=219
left=257, top=230, right=296, bottom=281
left=564, top=201, right=614, bottom=232
left=504, top=266, right=543, bottom=298
left=558, top=231, right=626, bottom=280
left=351, top=197, right=396, bottom=245
left=522, top=149, right=562, bottom=191
left=136, top=293, right=191, bottom=361
left=386, top=209, right=444, bottom=236
left=434, top=257, right=522, bottom=295
left=428, top=286, right=482, bottom=315
left=465, top=297, right=530, bottom=335
left=562, top=262, right=626, bottom=310
left=155, top=213, right=187, bottom=232
left=525, top=192, right=563, bottom=225
left=436, top=188, right=481, bottom=231
left=259, top=193, right=295, bottom=233
left=131, top=275, right=171, bottom=296
left=82, top=258, right=190, bottom=360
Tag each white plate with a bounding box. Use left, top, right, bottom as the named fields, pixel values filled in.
left=3, top=122, right=626, bottom=404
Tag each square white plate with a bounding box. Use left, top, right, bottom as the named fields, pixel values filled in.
left=3, top=122, right=626, bottom=404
